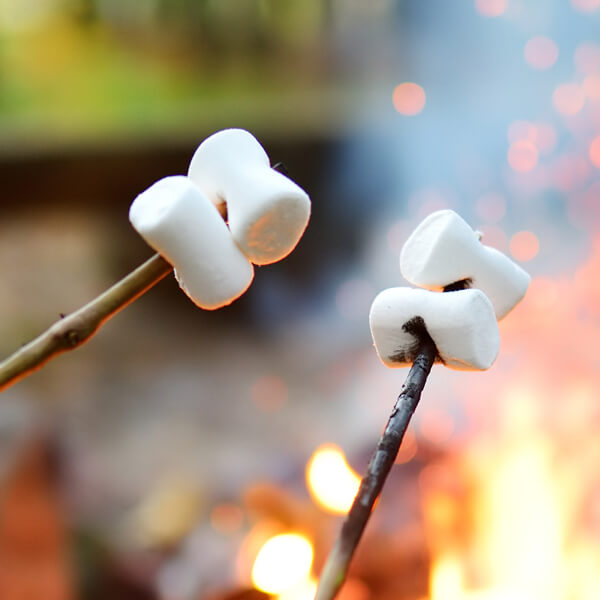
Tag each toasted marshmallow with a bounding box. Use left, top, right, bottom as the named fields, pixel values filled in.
left=188, top=128, right=311, bottom=265
left=369, top=287, right=500, bottom=370
left=400, top=210, right=530, bottom=319
left=129, top=176, right=253, bottom=310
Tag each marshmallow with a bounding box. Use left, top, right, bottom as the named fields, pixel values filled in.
left=129, top=176, right=254, bottom=310
left=369, top=287, right=500, bottom=370
left=188, top=128, right=311, bottom=265
left=400, top=210, right=530, bottom=319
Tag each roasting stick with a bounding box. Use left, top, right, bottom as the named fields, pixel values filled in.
left=315, top=209, right=530, bottom=600
left=0, top=253, right=172, bottom=393
left=0, top=129, right=311, bottom=394
left=315, top=329, right=437, bottom=600
left=0, top=193, right=228, bottom=393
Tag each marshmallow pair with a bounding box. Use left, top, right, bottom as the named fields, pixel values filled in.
left=370, top=210, right=530, bottom=371
left=400, top=210, right=530, bottom=319
left=129, top=129, right=311, bottom=309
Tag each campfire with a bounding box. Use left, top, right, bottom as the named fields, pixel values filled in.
left=184, top=240, right=600, bottom=600
left=3, top=234, right=598, bottom=600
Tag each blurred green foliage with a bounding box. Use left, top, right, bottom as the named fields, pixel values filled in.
left=0, top=0, right=358, bottom=148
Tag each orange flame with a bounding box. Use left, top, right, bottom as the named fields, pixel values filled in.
left=306, top=444, right=361, bottom=514
left=421, top=239, right=600, bottom=599
left=251, top=532, right=314, bottom=595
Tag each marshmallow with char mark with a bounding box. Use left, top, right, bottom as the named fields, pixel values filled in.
left=369, top=287, right=500, bottom=370
left=188, top=128, right=311, bottom=265
left=129, top=176, right=254, bottom=310
left=400, top=210, right=530, bottom=319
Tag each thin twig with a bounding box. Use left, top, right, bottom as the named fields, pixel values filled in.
left=0, top=254, right=173, bottom=393
left=0, top=202, right=228, bottom=394
left=315, top=326, right=437, bottom=600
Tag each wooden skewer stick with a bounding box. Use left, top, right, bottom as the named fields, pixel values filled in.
left=0, top=202, right=227, bottom=394
left=314, top=322, right=437, bottom=600
left=0, top=254, right=172, bottom=393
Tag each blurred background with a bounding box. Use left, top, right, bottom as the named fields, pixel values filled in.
left=1, top=1, right=600, bottom=599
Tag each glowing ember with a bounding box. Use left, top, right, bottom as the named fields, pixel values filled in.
left=474, top=0, right=507, bottom=17
left=306, top=444, right=361, bottom=514
left=393, top=82, right=426, bottom=116
left=507, top=140, right=538, bottom=173
left=553, top=83, right=585, bottom=116
left=509, top=231, right=539, bottom=262
left=251, top=533, right=314, bottom=595
left=524, top=36, right=559, bottom=71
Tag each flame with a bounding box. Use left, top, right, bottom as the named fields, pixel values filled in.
left=424, top=379, right=600, bottom=599
left=422, top=236, right=600, bottom=600
left=251, top=533, right=314, bottom=595
left=306, top=444, right=361, bottom=514
left=277, top=577, right=318, bottom=600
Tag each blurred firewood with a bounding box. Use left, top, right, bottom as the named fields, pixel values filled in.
left=0, top=436, right=74, bottom=600
left=206, top=589, right=269, bottom=600
left=73, top=529, right=159, bottom=600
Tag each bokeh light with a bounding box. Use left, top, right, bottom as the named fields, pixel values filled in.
left=510, top=231, right=540, bottom=262
left=277, top=577, right=318, bottom=600
left=570, top=0, right=600, bottom=13
left=574, top=42, right=600, bottom=74
left=392, top=82, right=426, bottom=116
left=251, top=533, right=314, bottom=595
left=395, top=431, right=418, bottom=464
left=306, top=444, right=361, bottom=514
left=589, top=136, right=600, bottom=167
left=508, top=140, right=538, bottom=173
left=524, top=36, right=559, bottom=71
left=553, top=83, right=585, bottom=116
left=583, top=74, right=600, bottom=101
left=475, top=0, right=507, bottom=17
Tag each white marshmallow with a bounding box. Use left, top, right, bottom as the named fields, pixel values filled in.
left=369, top=287, right=500, bottom=370
left=400, top=210, right=530, bottom=319
left=129, top=176, right=254, bottom=310
left=188, top=128, right=311, bottom=265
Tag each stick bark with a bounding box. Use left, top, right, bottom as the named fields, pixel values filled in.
left=0, top=254, right=172, bottom=393
left=0, top=202, right=228, bottom=393
left=314, top=331, right=437, bottom=600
